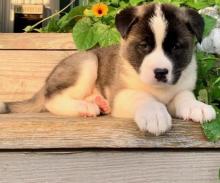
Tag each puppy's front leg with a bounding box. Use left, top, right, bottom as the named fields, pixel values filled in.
left=112, top=89, right=172, bottom=135
left=168, top=90, right=216, bottom=123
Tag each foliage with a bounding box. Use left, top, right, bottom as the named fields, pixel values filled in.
left=195, top=51, right=220, bottom=142
left=25, top=0, right=220, bottom=141
left=25, top=0, right=220, bottom=49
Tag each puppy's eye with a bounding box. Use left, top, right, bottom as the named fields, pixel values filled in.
left=137, top=42, right=151, bottom=51
left=172, top=42, right=182, bottom=50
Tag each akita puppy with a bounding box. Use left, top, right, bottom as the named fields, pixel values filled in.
left=0, top=3, right=216, bottom=135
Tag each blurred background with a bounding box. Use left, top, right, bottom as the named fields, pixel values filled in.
left=0, top=0, right=84, bottom=32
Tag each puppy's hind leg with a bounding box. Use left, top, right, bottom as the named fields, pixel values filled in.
left=45, top=94, right=100, bottom=117
left=45, top=52, right=100, bottom=116
left=85, top=89, right=111, bottom=114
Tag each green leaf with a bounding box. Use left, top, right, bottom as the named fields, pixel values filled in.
left=72, top=17, right=98, bottom=50
left=33, top=28, right=43, bottom=33
left=43, top=17, right=59, bottom=32
left=129, top=0, right=144, bottom=6
left=198, top=89, right=209, bottom=104
left=209, top=84, right=220, bottom=102
left=216, top=0, right=220, bottom=5
left=219, top=168, right=220, bottom=180
left=93, top=22, right=109, bottom=38
left=119, top=1, right=130, bottom=8
left=23, top=25, right=33, bottom=32
left=203, top=15, right=217, bottom=37
left=197, top=51, right=216, bottom=76
left=58, top=6, right=86, bottom=32
left=111, top=0, right=119, bottom=6
left=202, top=111, right=220, bottom=142
left=98, top=27, right=121, bottom=47
left=83, top=9, right=93, bottom=16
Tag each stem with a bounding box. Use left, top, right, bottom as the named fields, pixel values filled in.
left=28, top=0, right=76, bottom=31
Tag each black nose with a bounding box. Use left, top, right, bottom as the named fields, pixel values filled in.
left=154, top=68, right=168, bottom=82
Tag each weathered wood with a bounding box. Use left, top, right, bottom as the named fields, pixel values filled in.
left=0, top=113, right=219, bottom=149
left=0, top=50, right=76, bottom=101
left=0, top=151, right=219, bottom=183
left=0, top=33, right=76, bottom=50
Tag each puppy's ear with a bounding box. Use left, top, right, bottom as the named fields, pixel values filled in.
left=184, top=8, right=204, bottom=43
left=115, top=7, right=138, bottom=39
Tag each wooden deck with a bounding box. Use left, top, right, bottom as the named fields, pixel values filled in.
left=0, top=33, right=219, bottom=182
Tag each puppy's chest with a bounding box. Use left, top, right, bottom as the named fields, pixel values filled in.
left=118, top=68, right=181, bottom=104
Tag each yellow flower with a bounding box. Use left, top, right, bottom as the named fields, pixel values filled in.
left=92, top=3, right=108, bottom=17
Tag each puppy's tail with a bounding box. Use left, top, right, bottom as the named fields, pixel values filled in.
left=0, top=87, right=46, bottom=114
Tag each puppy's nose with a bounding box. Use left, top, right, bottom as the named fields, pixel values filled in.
left=154, top=68, right=168, bottom=82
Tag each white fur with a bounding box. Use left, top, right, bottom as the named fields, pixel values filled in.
left=112, top=89, right=172, bottom=135
left=149, top=55, right=197, bottom=104
left=168, top=91, right=216, bottom=123
left=134, top=101, right=172, bottom=136
left=112, top=89, right=154, bottom=118
left=139, top=6, right=173, bottom=85
left=121, top=55, right=197, bottom=105
left=0, top=102, right=6, bottom=113
left=45, top=94, right=100, bottom=116
left=150, top=6, right=167, bottom=49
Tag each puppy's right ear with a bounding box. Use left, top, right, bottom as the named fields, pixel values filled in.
left=115, top=7, right=138, bottom=39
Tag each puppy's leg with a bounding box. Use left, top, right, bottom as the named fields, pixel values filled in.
left=45, top=52, right=100, bottom=116
left=168, top=90, right=216, bottom=123
left=45, top=94, right=100, bottom=117
left=112, top=89, right=172, bottom=135
left=85, top=89, right=111, bottom=114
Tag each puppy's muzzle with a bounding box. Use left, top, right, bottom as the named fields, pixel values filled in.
left=154, top=68, right=168, bottom=83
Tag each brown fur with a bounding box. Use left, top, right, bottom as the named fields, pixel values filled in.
left=6, top=87, right=46, bottom=113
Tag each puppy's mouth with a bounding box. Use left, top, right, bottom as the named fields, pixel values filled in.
left=153, top=79, right=172, bottom=87
left=155, top=75, right=168, bottom=83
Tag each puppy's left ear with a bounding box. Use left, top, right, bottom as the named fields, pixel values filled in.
left=184, top=8, right=204, bottom=43
left=115, top=7, right=138, bottom=39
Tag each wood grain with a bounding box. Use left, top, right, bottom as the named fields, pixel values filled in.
left=0, top=33, right=76, bottom=50
left=0, top=113, right=219, bottom=149
left=0, top=151, right=219, bottom=183
left=0, top=50, right=76, bottom=101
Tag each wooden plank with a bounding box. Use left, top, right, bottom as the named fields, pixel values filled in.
left=0, top=33, right=76, bottom=50
left=0, top=50, right=76, bottom=101
left=0, top=151, right=219, bottom=183
left=0, top=113, right=219, bottom=149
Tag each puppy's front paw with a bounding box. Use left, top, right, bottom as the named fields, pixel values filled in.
left=134, top=102, right=172, bottom=136
left=176, top=100, right=216, bottom=123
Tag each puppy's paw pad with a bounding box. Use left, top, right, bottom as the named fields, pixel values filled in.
left=176, top=101, right=216, bottom=123
left=135, top=103, right=172, bottom=136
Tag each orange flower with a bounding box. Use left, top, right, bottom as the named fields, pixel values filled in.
left=92, top=3, right=108, bottom=17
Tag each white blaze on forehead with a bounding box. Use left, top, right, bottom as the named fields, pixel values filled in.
left=139, top=5, right=173, bottom=86
left=149, top=5, right=167, bottom=48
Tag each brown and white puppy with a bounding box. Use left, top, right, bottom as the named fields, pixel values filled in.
left=0, top=3, right=216, bottom=135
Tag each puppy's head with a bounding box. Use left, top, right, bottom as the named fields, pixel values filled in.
left=116, top=3, right=204, bottom=86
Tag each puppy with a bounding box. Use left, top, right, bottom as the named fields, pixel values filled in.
left=0, top=3, right=216, bottom=135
